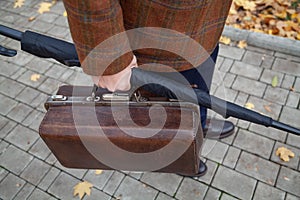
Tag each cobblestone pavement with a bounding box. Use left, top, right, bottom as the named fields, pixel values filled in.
left=0, top=1, right=300, bottom=200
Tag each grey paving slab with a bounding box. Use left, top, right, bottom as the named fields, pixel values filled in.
left=260, top=68, right=284, bottom=86
left=54, top=15, right=69, bottom=27
left=237, top=119, right=250, bottom=129
left=249, top=123, right=287, bottom=142
left=280, top=106, right=300, bottom=130
left=25, top=57, right=54, bottom=74
left=0, top=140, right=9, bottom=156
left=38, top=166, right=61, bottom=191
left=294, top=77, right=300, bottom=92
left=82, top=188, right=111, bottom=200
left=141, top=172, right=183, bottom=196
left=28, top=188, right=57, bottom=200
left=272, top=58, right=300, bottom=76
left=233, top=129, right=274, bottom=159
left=127, top=171, right=143, bottom=180
left=223, top=146, right=241, bottom=169
left=30, top=92, right=48, bottom=112
left=5, top=124, right=39, bottom=151
left=20, top=158, right=51, bottom=185
left=236, top=151, right=280, bottom=185
left=198, top=160, right=218, bottom=185
left=155, top=192, right=174, bottom=200
left=18, top=70, right=47, bottom=88
left=36, top=12, right=59, bottom=24
left=0, top=120, right=17, bottom=139
left=285, top=193, right=300, bottom=200
left=219, top=44, right=245, bottom=61
left=22, top=109, right=43, bottom=128
left=103, top=171, right=125, bottom=196
left=0, top=173, right=26, bottom=200
left=175, top=178, right=208, bottom=200
left=276, top=167, right=300, bottom=197
left=214, top=87, right=238, bottom=102
left=234, top=91, right=249, bottom=106
left=222, top=71, right=235, bottom=87
left=0, top=167, right=9, bottom=182
left=44, top=64, right=68, bottom=79
left=230, top=61, right=263, bottom=80
left=37, top=77, right=63, bottom=95
left=286, top=133, right=300, bottom=149
left=15, top=86, right=40, bottom=105
left=204, top=187, right=221, bottom=200
left=83, top=170, right=114, bottom=190
left=232, top=76, right=267, bottom=97
left=48, top=172, right=80, bottom=200
left=271, top=142, right=300, bottom=170
left=220, top=193, right=240, bottom=200
left=0, top=115, right=9, bottom=131
left=13, top=182, right=35, bottom=200
left=47, top=26, right=69, bottom=39
left=45, top=153, right=58, bottom=165
left=212, top=166, right=256, bottom=200
left=286, top=92, right=300, bottom=108
left=202, top=140, right=229, bottom=164
left=0, top=78, right=25, bottom=98
left=7, top=51, right=33, bottom=67
left=261, top=54, right=275, bottom=69
left=7, top=102, right=32, bottom=123
left=0, top=145, right=33, bottom=175
left=28, top=138, right=51, bottom=160
left=54, top=162, right=87, bottom=179
left=114, top=176, right=158, bottom=200
left=242, top=51, right=265, bottom=66
left=0, top=60, right=21, bottom=78
left=0, top=94, right=18, bottom=116
left=253, top=181, right=285, bottom=200
left=26, top=20, right=54, bottom=34
left=281, top=74, right=296, bottom=90
left=264, top=86, right=289, bottom=105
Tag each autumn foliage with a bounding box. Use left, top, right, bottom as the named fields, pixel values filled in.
left=227, top=0, right=300, bottom=40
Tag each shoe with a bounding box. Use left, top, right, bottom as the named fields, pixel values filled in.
left=203, top=118, right=235, bottom=139
left=177, top=160, right=207, bottom=177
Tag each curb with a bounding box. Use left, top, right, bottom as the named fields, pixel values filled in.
left=222, top=26, right=300, bottom=57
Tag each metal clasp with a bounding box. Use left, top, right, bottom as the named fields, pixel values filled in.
left=102, top=93, right=130, bottom=101
left=133, top=91, right=148, bottom=102
left=51, top=95, right=67, bottom=101
left=86, top=92, right=101, bottom=102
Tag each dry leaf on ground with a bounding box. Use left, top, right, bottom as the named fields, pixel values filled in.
left=245, top=102, right=255, bottom=109
left=73, top=181, right=93, bottom=200
left=276, top=147, right=295, bottom=162
left=14, top=0, right=25, bottom=8
left=237, top=40, right=248, bottom=48
left=220, top=36, right=231, bottom=45
left=271, top=75, right=279, bottom=87
left=95, top=170, right=103, bottom=175
left=38, top=2, right=52, bottom=14
left=63, top=10, right=67, bottom=17
left=30, top=74, right=41, bottom=82
left=264, top=104, right=272, bottom=113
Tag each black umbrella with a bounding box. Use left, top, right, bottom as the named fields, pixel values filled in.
left=1, top=24, right=299, bottom=135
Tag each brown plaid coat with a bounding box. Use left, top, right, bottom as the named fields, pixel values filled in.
left=63, top=0, right=232, bottom=75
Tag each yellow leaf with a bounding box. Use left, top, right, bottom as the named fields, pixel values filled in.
left=276, top=147, right=295, bottom=162
left=63, top=10, right=67, bottom=17
left=14, top=0, right=25, bottom=8
left=237, top=40, right=247, bottom=49
left=271, top=75, right=278, bottom=87
left=245, top=102, right=255, bottom=109
left=30, top=74, right=41, bottom=82
left=73, top=181, right=93, bottom=200
left=95, top=170, right=103, bottom=175
left=28, top=16, right=36, bottom=22
left=297, top=33, right=300, bottom=41
left=38, top=2, right=52, bottom=14
left=219, top=36, right=231, bottom=45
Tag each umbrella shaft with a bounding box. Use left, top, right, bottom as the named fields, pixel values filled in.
left=271, top=120, right=300, bottom=135
left=0, top=25, right=23, bottom=41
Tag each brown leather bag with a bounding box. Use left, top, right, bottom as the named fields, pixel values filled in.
left=39, top=85, right=203, bottom=175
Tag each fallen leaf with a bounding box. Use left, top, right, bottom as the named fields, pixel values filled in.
left=30, top=74, right=41, bottom=82
left=95, top=170, right=103, bottom=175
left=276, top=147, right=295, bottom=162
left=264, top=104, right=272, bottom=113
left=73, top=181, right=93, bottom=200
left=237, top=40, right=247, bottom=48
left=63, top=10, right=67, bottom=17
left=28, top=16, right=36, bottom=22
left=38, top=2, right=52, bottom=14
left=245, top=102, right=255, bottom=109
left=14, top=0, right=24, bottom=8
left=289, top=87, right=295, bottom=92
left=271, top=75, right=278, bottom=87
left=219, top=36, right=231, bottom=45
left=283, top=176, right=290, bottom=181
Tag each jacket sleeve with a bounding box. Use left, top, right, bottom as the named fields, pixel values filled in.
left=63, top=0, right=134, bottom=76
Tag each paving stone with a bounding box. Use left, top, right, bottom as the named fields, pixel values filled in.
left=285, top=193, right=300, bottom=200
left=48, top=172, right=80, bottom=200
left=198, top=160, right=218, bottom=185
left=0, top=78, right=25, bottom=98
left=46, top=153, right=58, bottom=165
left=202, top=140, right=229, bottom=164
left=0, top=173, right=26, bottom=200
left=0, top=140, right=9, bottom=155
left=18, top=70, right=47, bottom=88
left=236, top=151, right=280, bottom=185
left=233, top=76, right=266, bottom=97
left=294, top=77, right=300, bottom=92
left=214, top=87, right=238, bottom=102
left=219, top=45, right=245, bottom=60
left=220, top=193, right=239, bottom=200
left=272, top=58, right=300, bottom=76
left=271, top=142, right=300, bottom=170
left=11, top=67, right=27, bottom=80
left=20, top=158, right=51, bottom=185
left=230, top=61, right=263, bottom=80
left=0, top=167, right=9, bottom=182
left=260, top=69, right=284, bottom=86
left=280, top=106, right=300, bottom=129
left=249, top=123, right=287, bottom=142
left=264, top=86, right=289, bottom=105
left=276, top=167, right=300, bottom=197
left=5, top=124, right=39, bottom=151
left=281, top=74, right=296, bottom=90
left=38, top=77, right=63, bottom=95
left=83, top=170, right=113, bottom=190
left=59, top=68, right=75, bottom=83
left=103, top=171, right=125, bottom=195
left=0, top=76, right=5, bottom=83
left=286, top=92, right=300, bottom=108
left=54, top=15, right=69, bottom=27
left=223, top=73, right=236, bottom=88
left=274, top=52, right=300, bottom=62
left=242, top=51, right=264, bottom=66
left=233, top=129, right=274, bottom=159
left=82, top=188, right=111, bottom=200
left=141, top=172, right=182, bottom=196
left=237, top=119, right=250, bottom=129
left=39, top=166, right=61, bottom=191
left=216, top=56, right=225, bottom=70
left=128, top=171, right=143, bottom=180
left=0, top=115, right=9, bottom=130
left=175, top=178, right=208, bottom=200
left=25, top=57, right=54, bottom=74
left=9, top=51, right=33, bottom=66
left=0, top=120, right=17, bottom=139
left=212, top=166, right=256, bottom=200
left=55, top=161, right=87, bottom=179
left=234, top=92, right=249, bottom=107
left=114, top=176, right=158, bottom=200
left=204, top=187, right=221, bottom=200
left=253, top=182, right=285, bottom=200
left=28, top=188, right=57, bottom=200
left=0, top=60, right=21, bottom=77
left=51, top=0, right=67, bottom=15
left=13, top=182, right=35, bottom=200
left=155, top=192, right=174, bottom=200
left=7, top=102, right=32, bottom=123
left=47, top=26, right=69, bottom=39
left=45, top=64, right=68, bottom=79
left=15, top=86, right=40, bottom=105
left=37, top=12, right=59, bottom=23
left=286, top=133, right=300, bottom=149
left=30, top=92, right=48, bottom=112
left=223, top=146, right=241, bottom=169
left=0, top=145, right=33, bottom=175
left=261, top=54, right=275, bottom=69
left=22, top=109, right=43, bottom=127
left=28, top=138, right=51, bottom=160
left=0, top=94, right=18, bottom=115
left=28, top=20, right=54, bottom=33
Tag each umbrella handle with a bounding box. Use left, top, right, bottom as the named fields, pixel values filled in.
left=271, top=120, right=300, bottom=135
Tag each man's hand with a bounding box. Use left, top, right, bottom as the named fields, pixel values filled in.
left=92, top=56, right=138, bottom=92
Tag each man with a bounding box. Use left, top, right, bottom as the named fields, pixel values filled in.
left=63, top=0, right=234, bottom=176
